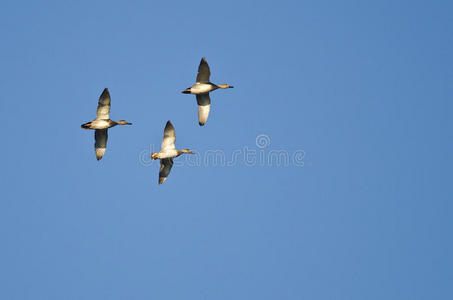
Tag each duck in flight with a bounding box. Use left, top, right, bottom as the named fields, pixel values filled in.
left=81, top=88, right=132, bottom=160
left=151, top=121, right=195, bottom=184
left=182, top=57, right=233, bottom=126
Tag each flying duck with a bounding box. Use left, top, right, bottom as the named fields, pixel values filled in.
left=81, top=88, right=132, bottom=160
left=151, top=121, right=195, bottom=184
left=182, top=57, right=233, bottom=126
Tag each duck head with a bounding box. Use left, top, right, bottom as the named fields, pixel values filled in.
left=217, top=84, right=234, bottom=89
left=180, top=149, right=195, bottom=155
left=117, top=120, right=132, bottom=125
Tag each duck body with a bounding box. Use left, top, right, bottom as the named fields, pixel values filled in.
left=182, top=82, right=218, bottom=94
left=152, top=149, right=194, bottom=160
left=152, top=149, right=180, bottom=160
left=81, top=119, right=120, bottom=130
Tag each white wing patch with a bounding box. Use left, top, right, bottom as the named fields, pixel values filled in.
left=196, top=93, right=211, bottom=126
left=198, top=105, right=210, bottom=126
left=95, top=148, right=106, bottom=160
left=161, top=121, right=176, bottom=151
left=96, top=88, right=111, bottom=120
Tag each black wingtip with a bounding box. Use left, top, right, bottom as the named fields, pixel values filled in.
left=199, top=122, right=205, bottom=126
left=100, top=88, right=110, bottom=97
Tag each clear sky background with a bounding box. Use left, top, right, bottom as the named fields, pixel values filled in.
left=0, top=0, right=452, bottom=299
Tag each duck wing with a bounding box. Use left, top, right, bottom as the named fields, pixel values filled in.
left=159, top=158, right=173, bottom=184
left=161, top=120, right=176, bottom=151
left=96, top=88, right=111, bottom=120
left=196, top=93, right=211, bottom=126
left=94, top=129, right=108, bottom=160
left=196, top=57, right=211, bottom=83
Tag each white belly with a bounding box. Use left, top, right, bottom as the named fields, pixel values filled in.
left=91, top=119, right=112, bottom=129
left=191, top=83, right=215, bottom=94
left=159, top=149, right=179, bottom=159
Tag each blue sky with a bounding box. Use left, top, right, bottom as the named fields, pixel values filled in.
left=0, top=0, right=452, bottom=299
